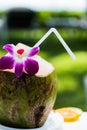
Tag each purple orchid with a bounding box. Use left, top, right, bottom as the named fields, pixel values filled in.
left=0, top=44, right=40, bottom=78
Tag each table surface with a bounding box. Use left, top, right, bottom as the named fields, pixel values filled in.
left=62, top=112, right=87, bottom=130
left=0, top=111, right=87, bottom=130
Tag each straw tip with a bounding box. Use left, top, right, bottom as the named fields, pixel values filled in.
left=72, top=55, right=76, bottom=60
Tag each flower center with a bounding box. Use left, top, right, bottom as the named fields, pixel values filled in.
left=17, top=49, right=24, bottom=55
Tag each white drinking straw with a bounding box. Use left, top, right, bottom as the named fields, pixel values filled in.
left=34, top=28, right=76, bottom=60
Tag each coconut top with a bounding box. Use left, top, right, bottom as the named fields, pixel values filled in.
left=0, top=43, right=54, bottom=78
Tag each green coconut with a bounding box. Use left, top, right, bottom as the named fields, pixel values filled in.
left=0, top=43, right=57, bottom=128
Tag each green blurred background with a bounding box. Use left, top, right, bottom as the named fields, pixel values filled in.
left=0, top=4, right=87, bottom=111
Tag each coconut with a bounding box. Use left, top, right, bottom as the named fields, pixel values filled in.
left=0, top=43, right=57, bottom=128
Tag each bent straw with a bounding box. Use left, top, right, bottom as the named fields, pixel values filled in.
left=34, top=28, right=76, bottom=60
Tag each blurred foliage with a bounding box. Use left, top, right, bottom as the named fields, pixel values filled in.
left=51, top=52, right=87, bottom=110
left=39, top=10, right=85, bottom=19
left=0, top=10, right=85, bottom=17
left=0, top=10, right=87, bottom=111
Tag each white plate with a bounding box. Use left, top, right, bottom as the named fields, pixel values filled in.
left=0, top=111, right=64, bottom=130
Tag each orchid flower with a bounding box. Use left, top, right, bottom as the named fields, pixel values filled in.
left=0, top=44, right=40, bottom=78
